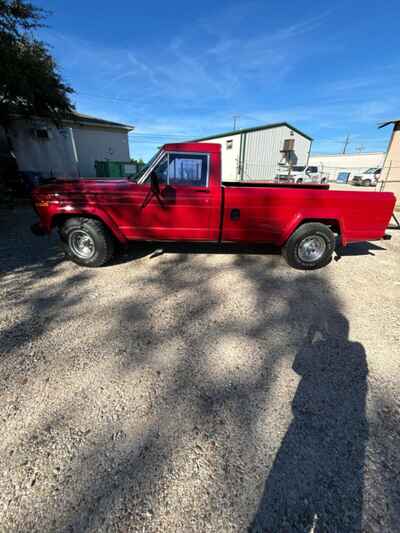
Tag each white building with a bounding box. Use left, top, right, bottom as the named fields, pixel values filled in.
left=378, top=119, right=400, bottom=204
left=309, top=152, right=385, bottom=182
left=1, top=111, right=134, bottom=178
left=193, top=122, right=312, bottom=181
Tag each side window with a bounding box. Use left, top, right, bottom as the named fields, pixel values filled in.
left=168, top=154, right=208, bottom=186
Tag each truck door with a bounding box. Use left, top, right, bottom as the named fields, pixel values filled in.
left=113, top=149, right=220, bottom=242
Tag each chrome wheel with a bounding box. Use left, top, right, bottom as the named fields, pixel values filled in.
left=297, top=235, right=326, bottom=263
left=68, top=229, right=95, bottom=259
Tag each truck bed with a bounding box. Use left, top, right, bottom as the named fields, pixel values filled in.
left=222, top=180, right=329, bottom=189
left=221, top=184, right=395, bottom=246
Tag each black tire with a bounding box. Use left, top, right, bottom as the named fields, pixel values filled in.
left=363, top=179, right=372, bottom=187
left=60, top=217, right=115, bottom=267
left=282, top=222, right=335, bottom=270
left=296, top=178, right=303, bottom=184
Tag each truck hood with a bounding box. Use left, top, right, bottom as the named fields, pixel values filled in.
left=32, top=178, right=132, bottom=197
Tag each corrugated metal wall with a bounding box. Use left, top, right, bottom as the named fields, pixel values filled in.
left=242, top=125, right=311, bottom=180
left=199, top=125, right=312, bottom=180
left=199, top=133, right=240, bottom=180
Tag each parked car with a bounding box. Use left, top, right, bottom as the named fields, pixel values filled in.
left=275, top=173, right=295, bottom=184
left=291, top=165, right=327, bottom=184
left=351, top=168, right=381, bottom=187
left=31, top=142, right=395, bottom=271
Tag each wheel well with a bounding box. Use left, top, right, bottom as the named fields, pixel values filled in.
left=52, top=213, right=101, bottom=230
left=297, top=219, right=341, bottom=235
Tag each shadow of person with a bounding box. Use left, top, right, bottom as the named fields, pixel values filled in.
left=250, top=314, right=369, bottom=533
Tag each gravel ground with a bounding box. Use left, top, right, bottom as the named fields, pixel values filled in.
left=0, top=207, right=399, bottom=533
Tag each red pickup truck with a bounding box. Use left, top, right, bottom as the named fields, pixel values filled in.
left=31, top=142, right=395, bottom=270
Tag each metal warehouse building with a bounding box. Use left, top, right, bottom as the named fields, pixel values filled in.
left=193, top=122, right=312, bottom=181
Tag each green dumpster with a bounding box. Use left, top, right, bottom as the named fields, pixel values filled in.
left=94, top=161, right=135, bottom=178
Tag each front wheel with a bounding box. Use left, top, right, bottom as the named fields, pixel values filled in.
left=60, top=217, right=115, bottom=267
left=282, top=223, right=335, bottom=270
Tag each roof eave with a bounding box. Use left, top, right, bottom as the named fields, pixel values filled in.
left=190, top=121, right=313, bottom=142
left=378, top=120, right=400, bottom=129
left=64, top=118, right=135, bottom=131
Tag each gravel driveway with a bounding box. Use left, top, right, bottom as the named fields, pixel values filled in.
left=1, top=207, right=399, bottom=532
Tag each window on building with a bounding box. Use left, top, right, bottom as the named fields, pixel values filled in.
left=226, top=139, right=233, bottom=150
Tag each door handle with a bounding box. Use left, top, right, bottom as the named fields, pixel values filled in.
left=230, top=208, right=240, bottom=221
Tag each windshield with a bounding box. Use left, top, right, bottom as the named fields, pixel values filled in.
left=133, top=150, right=162, bottom=181
left=292, top=166, right=306, bottom=172
left=365, top=167, right=379, bottom=174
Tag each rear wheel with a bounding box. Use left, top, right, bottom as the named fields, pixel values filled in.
left=282, top=223, right=335, bottom=270
left=60, top=217, right=115, bottom=267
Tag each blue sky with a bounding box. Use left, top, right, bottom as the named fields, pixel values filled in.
left=35, top=0, right=400, bottom=161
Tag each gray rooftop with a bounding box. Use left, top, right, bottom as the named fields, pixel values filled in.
left=66, top=111, right=134, bottom=131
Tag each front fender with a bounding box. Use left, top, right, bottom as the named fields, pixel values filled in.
left=39, top=203, right=128, bottom=244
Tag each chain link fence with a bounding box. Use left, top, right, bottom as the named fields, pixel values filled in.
left=233, top=159, right=400, bottom=193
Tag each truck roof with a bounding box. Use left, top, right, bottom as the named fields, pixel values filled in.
left=163, top=142, right=221, bottom=153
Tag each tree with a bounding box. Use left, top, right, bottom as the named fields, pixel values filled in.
left=0, top=0, right=74, bottom=129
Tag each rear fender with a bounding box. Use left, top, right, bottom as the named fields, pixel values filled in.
left=281, top=213, right=345, bottom=246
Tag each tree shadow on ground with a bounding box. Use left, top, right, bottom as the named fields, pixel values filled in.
left=37, top=256, right=371, bottom=532
left=337, top=241, right=386, bottom=257
left=107, top=241, right=281, bottom=267
left=0, top=207, right=63, bottom=275
left=0, top=208, right=373, bottom=532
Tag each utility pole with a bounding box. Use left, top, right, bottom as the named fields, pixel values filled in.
left=342, top=134, right=351, bottom=154
left=233, top=115, right=240, bottom=131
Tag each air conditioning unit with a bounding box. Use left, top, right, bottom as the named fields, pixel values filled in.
left=281, top=138, right=295, bottom=153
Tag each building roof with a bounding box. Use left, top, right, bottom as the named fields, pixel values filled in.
left=378, top=119, right=400, bottom=129
left=66, top=111, right=134, bottom=131
left=191, top=122, right=313, bottom=142
left=11, top=110, right=135, bottom=131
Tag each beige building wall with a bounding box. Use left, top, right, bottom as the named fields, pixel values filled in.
left=309, top=152, right=385, bottom=182
left=382, top=122, right=400, bottom=206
